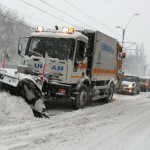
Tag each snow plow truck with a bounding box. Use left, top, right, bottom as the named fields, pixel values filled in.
left=0, top=26, right=123, bottom=116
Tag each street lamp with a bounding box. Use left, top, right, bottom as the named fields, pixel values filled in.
left=116, top=13, right=140, bottom=73
left=116, top=26, right=125, bottom=48
left=116, top=13, right=140, bottom=49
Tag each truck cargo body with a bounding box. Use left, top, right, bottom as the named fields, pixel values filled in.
left=85, top=31, right=117, bottom=80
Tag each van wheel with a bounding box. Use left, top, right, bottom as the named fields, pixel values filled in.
left=137, top=90, right=140, bottom=94
left=105, top=83, right=114, bottom=103
left=73, top=85, right=88, bottom=109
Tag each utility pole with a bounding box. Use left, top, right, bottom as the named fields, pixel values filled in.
left=116, top=13, right=140, bottom=72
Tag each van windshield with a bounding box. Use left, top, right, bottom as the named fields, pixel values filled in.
left=27, top=37, right=75, bottom=60
left=123, top=76, right=137, bottom=82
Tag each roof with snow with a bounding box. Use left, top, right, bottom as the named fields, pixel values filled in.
left=30, top=30, right=88, bottom=41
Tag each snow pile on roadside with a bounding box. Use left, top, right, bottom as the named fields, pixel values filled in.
left=0, top=92, right=34, bottom=125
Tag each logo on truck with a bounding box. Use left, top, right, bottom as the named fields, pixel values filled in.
left=101, top=43, right=114, bottom=53
left=34, top=63, right=64, bottom=71
left=35, top=63, right=43, bottom=68
left=51, top=65, right=64, bottom=71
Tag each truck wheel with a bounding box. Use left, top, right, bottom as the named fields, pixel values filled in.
left=73, top=85, right=88, bottom=109
left=105, top=83, right=114, bottom=103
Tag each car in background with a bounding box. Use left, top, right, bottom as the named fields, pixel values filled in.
left=117, top=74, right=140, bottom=95
left=139, top=76, right=150, bottom=92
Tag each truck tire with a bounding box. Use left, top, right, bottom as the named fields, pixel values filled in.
left=105, top=83, right=114, bottom=103
left=73, top=85, right=88, bottom=109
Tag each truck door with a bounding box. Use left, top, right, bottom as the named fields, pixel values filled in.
left=71, top=40, right=87, bottom=82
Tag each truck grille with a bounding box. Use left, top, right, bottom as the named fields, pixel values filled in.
left=48, top=75, right=62, bottom=81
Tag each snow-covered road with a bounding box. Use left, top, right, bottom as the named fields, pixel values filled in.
left=1, top=92, right=150, bottom=150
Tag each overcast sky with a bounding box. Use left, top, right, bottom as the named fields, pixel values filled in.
left=0, top=0, right=150, bottom=61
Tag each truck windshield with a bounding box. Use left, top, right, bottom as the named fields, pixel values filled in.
left=27, top=37, right=75, bottom=60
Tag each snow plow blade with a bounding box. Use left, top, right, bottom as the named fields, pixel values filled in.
left=0, top=68, right=48, bottom=118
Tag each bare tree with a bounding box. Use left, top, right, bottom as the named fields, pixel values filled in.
left=124, top=43, right=148, bottom=76
left=0, top=6, right=32, bottom=65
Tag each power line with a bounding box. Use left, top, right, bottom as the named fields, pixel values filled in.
left=0, top=4, right=54, bottom=27
left=38, top=0, right=95, bottom=30
left=63, top=0, right=92, bottom=19
left=0, top=5, right=28, bottom=28
left=0, top=11, right=32, bottom=37
left=0, top=12, right=34, bottom=37
left=63, top=0, right=120, bottom=35
left=0, top=12, right=30, bottom=28
left=20, top=0, right=77, bottom=27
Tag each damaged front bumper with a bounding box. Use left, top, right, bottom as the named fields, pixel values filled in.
left=42, top=81, right=73, bottom=100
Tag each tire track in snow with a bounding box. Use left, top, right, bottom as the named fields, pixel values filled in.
left=84, top=110, right=150, bottom=150
left=0, top=93, right=150, bottom=149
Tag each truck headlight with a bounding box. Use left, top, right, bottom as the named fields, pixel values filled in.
left=59, top=89, right=66, bottom=95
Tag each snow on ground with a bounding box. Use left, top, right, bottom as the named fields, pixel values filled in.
left=0, top=92, right=150, bottom=150
left=0, top=92, right=34, bottom=125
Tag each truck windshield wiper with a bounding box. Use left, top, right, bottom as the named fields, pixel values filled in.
left=29, top=50, right=42, bottom=57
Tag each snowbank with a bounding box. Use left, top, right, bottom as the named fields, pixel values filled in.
left=0, top=92, right=35, bottom=125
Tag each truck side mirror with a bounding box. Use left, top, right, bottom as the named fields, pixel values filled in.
left=119, top=52, right=126, bottom=59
